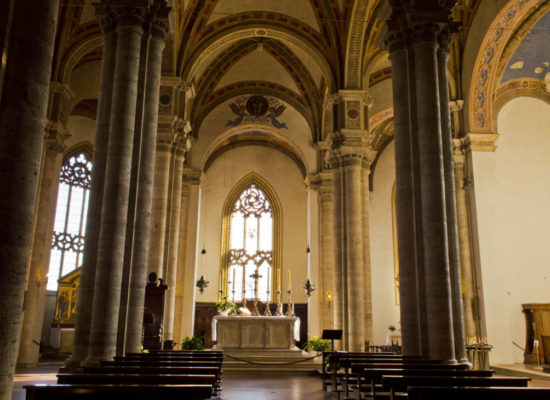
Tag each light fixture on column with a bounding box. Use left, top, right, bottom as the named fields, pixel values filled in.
left=302, top=278, right=316, bottom=297
left=326, top=291, right=333, bottom=308
left=196, top=275, right=209, bottom=294
left=306, top=243, right=311, bottom=253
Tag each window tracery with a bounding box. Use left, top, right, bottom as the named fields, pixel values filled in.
left=47, top=152, right=92, bottom=291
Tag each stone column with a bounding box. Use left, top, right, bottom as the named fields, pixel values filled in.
left=124, top=10, right=170, bottom=354
left=412, top=23, right=455, bottom=362
left=147, top=119, right=174, bottom=277
left=332, top=161, right=345, bottom=346
left=387, top=35, right=423, bottom=356
left=17, top=105, right=70, bottom=367
left=453, top=144, right=477, bottom=339
left=438, top=31, right=467, bottom=363
left=67, top=10, right=117, bottom=368
left=162, top=135, right=187, bottom=345
left=316, top=172, right=335, bottom=331
left=0, top=0, right=59, bottom=397
left=174, top=169, right=193, bottom=346
left=385, top=3, right=463, bottom=362
left=85, top=4, right=147, bottom=365
left=361, top=163, right=373, bottom=344
left=329, top=90, right=374, bottom=352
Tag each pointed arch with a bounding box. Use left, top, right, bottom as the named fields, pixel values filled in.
left=218, top=173, right=283, bottom=302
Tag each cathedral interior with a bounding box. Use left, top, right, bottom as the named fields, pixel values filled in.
left=1, top=0, right=550, bottom=398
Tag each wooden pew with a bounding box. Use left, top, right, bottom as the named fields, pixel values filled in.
left=24, top=383, right=212, bottom=400
left=322, top=352, right=420, bottom=393
left=407, top=386, right=550, bottom=400
left=114, top=355, right=223, bottom=362
left=83, top=365, right=222, bottom=396
left=57, top=373, right=216, bottom=386
left=102, top=360, right=221, bottom=367
left=382, top=376, right=530, bottom=400
left=347, top=364, right=482, bottom=399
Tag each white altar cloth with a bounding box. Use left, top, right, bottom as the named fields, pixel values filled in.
left=212, top=316, right=300, bottom=349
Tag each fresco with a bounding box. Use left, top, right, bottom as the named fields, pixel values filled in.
left=501, top=10, right=550, bottom=85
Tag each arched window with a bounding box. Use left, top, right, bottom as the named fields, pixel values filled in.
left=47, top=152, right=92, bottom=290
left=220, top=174, right=281, bottom=302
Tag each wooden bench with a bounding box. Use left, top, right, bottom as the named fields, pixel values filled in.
left=347, top=365, right=487, bottom=399
left=56, top=373, right=216, bottom=386
left=322, top=352, right=421, bottom=393
left=114, top=355, right=223, bottom=362
left=407, top=386, right=550, bottom=400
left=101, top=360, right=221, bottom=368
left=24, top=383, right=212, bottom=400
left=382, top=376, right=530, bottom=400
left=82, top=366, right=222, bottom=395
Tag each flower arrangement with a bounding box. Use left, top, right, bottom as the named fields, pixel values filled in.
left=181, top=336, right=204, bottom=350
left=215, top=296, right=237, bottom=312
left=303, top=336, right=331, bottom=352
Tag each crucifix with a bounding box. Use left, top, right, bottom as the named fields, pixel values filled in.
left=249, top=269, right=262, bottom=315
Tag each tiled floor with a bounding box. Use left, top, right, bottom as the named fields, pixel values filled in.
left=11, top=363, right=550, bottom=399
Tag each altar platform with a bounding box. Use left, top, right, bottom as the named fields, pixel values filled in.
left=211, top=315, right=320, bottom=373
left=212, top=316, right=300, bottom=350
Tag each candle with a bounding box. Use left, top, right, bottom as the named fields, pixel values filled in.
left=267, top=270, right=270, bottom=292
left=288, top=269, right=291, bottom=290
left=232, top=269, right=236, bottom=301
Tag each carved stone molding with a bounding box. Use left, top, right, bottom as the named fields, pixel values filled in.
left=465, top=132, right=499, bottom=152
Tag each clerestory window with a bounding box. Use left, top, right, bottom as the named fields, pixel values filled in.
left=47, top=151, right=92, bottom=291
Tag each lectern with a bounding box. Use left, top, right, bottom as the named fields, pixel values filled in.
left=322, top=329, right=342, bottom=351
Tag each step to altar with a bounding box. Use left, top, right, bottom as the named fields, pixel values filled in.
left=220, top=349, right=322, bottom=374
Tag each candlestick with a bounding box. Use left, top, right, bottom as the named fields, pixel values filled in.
left=275, top=288, right=283, bottom=316
left=285, top=288, right=294, bottom=316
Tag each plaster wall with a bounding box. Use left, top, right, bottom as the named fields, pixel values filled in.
left=369, top=140, right=400, bottom=345
left=65, top=115, right=95, bottom=150
left=472, top=97, right=550, bottom=364
left=194, top=145, right=310, bottom=305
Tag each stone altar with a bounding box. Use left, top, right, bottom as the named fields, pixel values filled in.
left=212, top=316, right=300, bottom=349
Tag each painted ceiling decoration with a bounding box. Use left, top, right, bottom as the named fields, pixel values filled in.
left=501, top=10, right=550, bottom=86
left=227, top=96, right=287, bottom=129
left=53, top=0, right=484, bottom=160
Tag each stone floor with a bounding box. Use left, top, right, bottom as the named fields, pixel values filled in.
left=11, top=363, right=550, bottom=399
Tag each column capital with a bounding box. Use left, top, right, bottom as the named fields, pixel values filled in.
left=465, top=132, right=499, bottom=152
left=449, top=99, right=464, bottom=112
left=150, top=3, right=171, bottom=39
left=44, top=121, right=69, bottom=154
left=47, top=82, right=74, bottom=125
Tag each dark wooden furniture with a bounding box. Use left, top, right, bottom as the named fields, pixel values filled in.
left=382, top=375, right=530, bottom=400
left=522, top=303, right=550, bottom=364
left=408, top=386, right=550, bottom=400
left=143, top=273, right=167, bottom=351
left=56, top=373, right=216, bottom=386
left=24, top=384, right=212, bottom=400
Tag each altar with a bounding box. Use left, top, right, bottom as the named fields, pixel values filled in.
left=212, top=316, right=300, bottom=350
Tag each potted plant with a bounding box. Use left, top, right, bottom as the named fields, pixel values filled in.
left=302, top=336, right=331, bottom=353
left=181, top=336, right=204, bottom=350
left=215, top=296, right=236, bottom=316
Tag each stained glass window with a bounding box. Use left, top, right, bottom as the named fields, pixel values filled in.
left=227, top=184, right=273, bottom=301
left=47, top=152, right=92, bottom=291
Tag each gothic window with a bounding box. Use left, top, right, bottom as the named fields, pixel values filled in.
left=220, top=175, right=282, bottom=303
left=47, top=152, right=92, bottom=291
left=227, top=184, right=273, bottom=302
